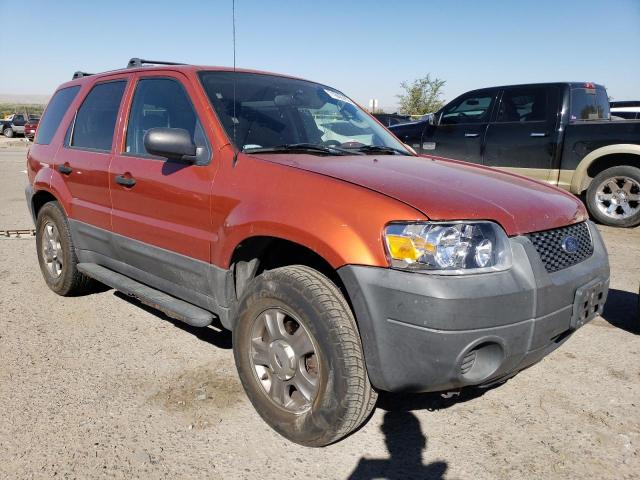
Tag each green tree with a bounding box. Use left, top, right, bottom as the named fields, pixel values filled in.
left=397, top=74, right=446, bottom=115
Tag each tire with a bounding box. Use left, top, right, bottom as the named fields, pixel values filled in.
left=35, top=201, right=95, bottom=296
left=586, top=165, right=640, bottom=227
left=3, top=127, right=13, bottom=138
left=233, top=265, right=377, bottom=446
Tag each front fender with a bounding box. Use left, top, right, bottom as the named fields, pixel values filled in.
left=212, top=156, right=427, bottom=270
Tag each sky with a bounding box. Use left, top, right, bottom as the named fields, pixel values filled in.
left=1, top=0, right=638, bottom=111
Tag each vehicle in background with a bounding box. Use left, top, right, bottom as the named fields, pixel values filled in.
left=26, top=60, right=609, bottom=446
left=24, top=118, right=40, bottom=140
left=1, top=113, right=27, bottom=138
left=390, top=82, right=640, bottom=227
left=372, top=112, right=412, bottom=127
left=610, top=100, right=640, bottom=120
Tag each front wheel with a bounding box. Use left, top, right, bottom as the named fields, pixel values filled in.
left=233, top=265, right=377, bottom=446
left=586, top=165, right=640, bottom=227
left=3, top=127, right=13, bottom=138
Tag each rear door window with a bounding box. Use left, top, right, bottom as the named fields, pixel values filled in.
left=70, top=81, right=127, bottom=151
left=570, top=86, right=610, bottom=121
left=125, top=77, right=209, bottom=160
left=35, top=86, right=80, bottom=145
left=440, top=92, right=495, bottom=125
left=495, top=88, right=548, bottom=122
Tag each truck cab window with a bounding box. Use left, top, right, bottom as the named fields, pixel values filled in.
left=440, top=94, right=494, bottom=125
left=496, top=88, right=547, bottom=122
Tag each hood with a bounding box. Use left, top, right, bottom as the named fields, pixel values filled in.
left=248, top=153, right=587, bottom=236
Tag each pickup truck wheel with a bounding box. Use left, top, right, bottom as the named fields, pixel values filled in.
left=587, top=166, right=640, bottom=227
left=233, top=265, right=377, bottom=446
left=3, top=127, right=13, bottom=138
left=36, top=201, right=96, bottom=296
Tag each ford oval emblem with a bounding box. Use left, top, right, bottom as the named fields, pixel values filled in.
left=561, top=236, right=579, bottom=254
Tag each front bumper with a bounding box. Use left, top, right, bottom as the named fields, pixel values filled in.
left=338, top=221, right=609, bottom=392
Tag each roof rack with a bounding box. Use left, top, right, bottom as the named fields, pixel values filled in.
left=72, top=71, right=94, bottom=80
left=127, top=57, right=185, bottom=68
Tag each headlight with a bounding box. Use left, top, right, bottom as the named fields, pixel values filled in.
left=384, top=221, right=512, bottom=274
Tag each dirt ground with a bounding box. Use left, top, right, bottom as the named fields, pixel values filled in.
left=0, top=146, right=638, bottom=479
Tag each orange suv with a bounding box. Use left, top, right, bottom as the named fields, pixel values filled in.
left=26, top=59, right=610, bottom=446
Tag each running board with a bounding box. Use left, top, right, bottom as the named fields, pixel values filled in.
left=77, top=263, right=214, bottom=327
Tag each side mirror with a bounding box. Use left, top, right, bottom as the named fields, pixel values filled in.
left=427, top=113, right=438, bottom=126
left=403, top=143, right=418, bottom=155
left=144, top=127, right=197, bottom=162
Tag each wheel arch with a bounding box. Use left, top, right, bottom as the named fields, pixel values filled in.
left=229, top=235, right=349, bottom=304
left=31, top=189, right=61, bottom=221
left=571, top=144, right=640, bottom=194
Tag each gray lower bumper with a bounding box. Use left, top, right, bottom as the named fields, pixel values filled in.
left=338, top=221, right=610, bottom=392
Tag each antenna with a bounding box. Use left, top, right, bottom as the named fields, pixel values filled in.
left=232, top=0, right=239, bottom=166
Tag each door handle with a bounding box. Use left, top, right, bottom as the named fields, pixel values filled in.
left=530, top=132, right=548, bottom=137
left=57, top=164, right=72, bottom=175
left=115, top=174, right=136, bottom=188
left=464, top=133, right=479, bottom=137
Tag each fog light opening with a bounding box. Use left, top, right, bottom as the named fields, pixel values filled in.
left=459, top=342, right=504, bottom=383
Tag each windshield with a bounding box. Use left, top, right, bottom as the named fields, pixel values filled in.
left=198, top=71, right=410, bottom=154
left=570, top=86, right=610, bottom=121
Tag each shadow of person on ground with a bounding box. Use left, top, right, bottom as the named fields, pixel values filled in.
left=349, top=411, right=447, bottom=480
left=600, top=288, right=639, bottom=334
left=113, top=291, right=233, bottom=349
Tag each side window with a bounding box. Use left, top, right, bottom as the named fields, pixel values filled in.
left=440, top=93, right=494, bottom=125
left=496, top=88, right=548, bottom=123
left=36, top=86, right=80, bottom=145
left=125, top=78, right=209, bottom=159
left=70, top=81, right=126, bottom=151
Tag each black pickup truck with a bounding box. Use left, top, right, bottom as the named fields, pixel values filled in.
left=390, top=82, right=640, bottom=227
left=1, top=113, right=28, bottom=138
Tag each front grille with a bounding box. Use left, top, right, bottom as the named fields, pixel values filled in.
left=526, top=222, right=593, bottom=273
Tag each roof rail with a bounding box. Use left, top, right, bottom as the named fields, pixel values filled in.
left=127, top=57, right=184, bottom=68
left=72, top=71, right=94, bottom=80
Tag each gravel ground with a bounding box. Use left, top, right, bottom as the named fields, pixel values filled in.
left=0, top=147, right=638, bottom=479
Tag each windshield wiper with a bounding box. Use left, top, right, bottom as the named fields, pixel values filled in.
left=243, top=143, right=357, bottom=156
left=351, top=145, right=412, bottom=156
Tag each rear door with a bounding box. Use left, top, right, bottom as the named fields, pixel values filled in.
left=426, top=89, right=496, bottom=163
left=53, top=77, right=128, bottom=230
left=483, top=86, right=560, bottom=183
left=109, top=72, right=216, bottom=268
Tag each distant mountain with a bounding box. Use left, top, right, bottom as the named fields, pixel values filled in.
left=0, top=94, right=50, bottom=105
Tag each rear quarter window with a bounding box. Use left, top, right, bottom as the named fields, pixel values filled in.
left=35, top=86, right=80, bottom=145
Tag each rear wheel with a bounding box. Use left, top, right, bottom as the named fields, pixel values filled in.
left=233, top=265, right=376, bottom=446
left=36, top=201, right=95, bottom=295
left=586, top=165, right=640, bottom=227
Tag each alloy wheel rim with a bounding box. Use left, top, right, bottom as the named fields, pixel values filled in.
left=595, top=176, right=640, bottom=220
left=250, top=308, right=319, bottom=414
left=42, top=222, right=63, bottom=277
